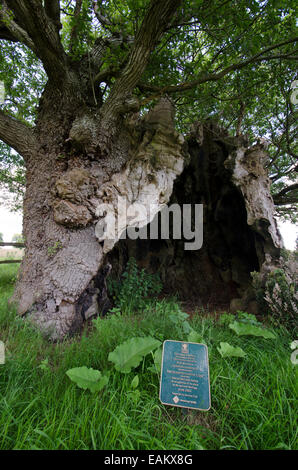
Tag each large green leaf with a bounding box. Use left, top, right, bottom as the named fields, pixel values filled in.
left=217, top=342, right=246, bottom=358
left=148, top=347, right=163, bottom=374
left=229, top=321, right=276, bottom=339
left=187, top=330, right=206, bottom=344
left=66, top=366, right=109, bottom=393
left=108, top=336, right=161, bottom=373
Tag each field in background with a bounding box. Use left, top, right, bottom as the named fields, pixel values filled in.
left=0, top=248, right=24, bottom=260
left=0, top=264, right=297, bottom=450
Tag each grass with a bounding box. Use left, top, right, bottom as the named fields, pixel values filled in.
left=0, top=264, right=297, bottom=450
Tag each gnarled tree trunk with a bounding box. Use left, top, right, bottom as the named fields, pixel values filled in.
left=12, top=85, right=185, bottom=339
left=12, top=97, right=283, bottom=339
left=0, top=0, right=184, bottom=340
left=9, top=68, right=283, bottom=339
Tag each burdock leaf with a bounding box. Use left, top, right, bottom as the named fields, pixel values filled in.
left=217, top=342, right=246, bottom=358
left=108, top=336, right=161, bottom=373
left=187, top=330, right=206, bottom=344
left=229, top=321, right=276, bottom=339
left=66, top=366, right=109, bottom=393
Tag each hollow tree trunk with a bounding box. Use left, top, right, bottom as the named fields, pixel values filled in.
left=107, top=121, right=283, bottom=314
left=12, top=102, right=283, bottom=338
left=10, top=73, right=283, bottom=340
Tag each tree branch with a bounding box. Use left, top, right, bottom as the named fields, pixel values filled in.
left=2, top=1, right=67, bottom=81
left=273, top=183, right=298, bottom=205
left=0, top=1, right=37, bottom=52
left=0, top=110, right=37, bottom=158
left=93, top=1, right=115, bottom=31
left=93, top=0, right=134, bottom=41
left=100, top=0, right=182, bottom=123
left=69, top=0, right=83, bottom=54
left=92, top=34, right=136, bottom=88
left=44, top=0, right=61, bottom=32
left=138, top=37, right=298, bottom=96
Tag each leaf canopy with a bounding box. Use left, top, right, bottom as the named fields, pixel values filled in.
left=0, top=0, right=297, bottom=218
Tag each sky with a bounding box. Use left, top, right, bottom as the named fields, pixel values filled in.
left=0, top=205, right=297, bottom=250
left=0, top=206, right=23, bottom=243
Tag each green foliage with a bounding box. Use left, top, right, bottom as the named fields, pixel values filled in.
left=108, top=336, right=161, bottom=373
left=0, top=143, right=26, bottom=211
left=38, top=358, right=50, bottom=371
left=11, top=233, right=24, bottom=250
left=143, top=299, right=193, bottom=341
left=11, top=233, right=23, bottom=243
left=147, top=347, right=162, bottom=375
left=217, top=342, right=246, bottom=358
left=61, top=0, right=98, bottom=58
left=235, top=311, right=262, bottom=326
left=66, top=366, right=109, bottom=393
left=47, top=241, right=63, bottom=257
left=0, top=265, right=297, bottom=450
left=108, top=258, right=162, bottom=315
left=218, top=312, right=235, bottom=326
left=187, top=329, right=206, bottom=344
left=229, top=321, right=276, bottom=339
left=0, top=42, right=46, bottom=210
left=130, top=374, right=139, bottom=390
left=252, top=268, right=298, bottom=333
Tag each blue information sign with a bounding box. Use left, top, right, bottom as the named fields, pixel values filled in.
left=159, top=340, right=211, bottom=411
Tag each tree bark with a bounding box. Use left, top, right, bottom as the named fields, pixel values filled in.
left=11, top=83, right=185, bottom=339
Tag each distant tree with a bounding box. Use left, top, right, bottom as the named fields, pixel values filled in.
left=12, top=233, right=23, bottom=242
left=11, top=233, right=24, bottom=248
left=0, top=232, right=3, bottom=242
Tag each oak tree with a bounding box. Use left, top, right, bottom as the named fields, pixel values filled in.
left=0, top=0, right=296, bottom=338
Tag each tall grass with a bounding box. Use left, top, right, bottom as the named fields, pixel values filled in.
left=0, top=264, right=297, bottom=450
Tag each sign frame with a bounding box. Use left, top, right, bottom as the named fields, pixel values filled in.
left=159, top=339, right=211, bottom=411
